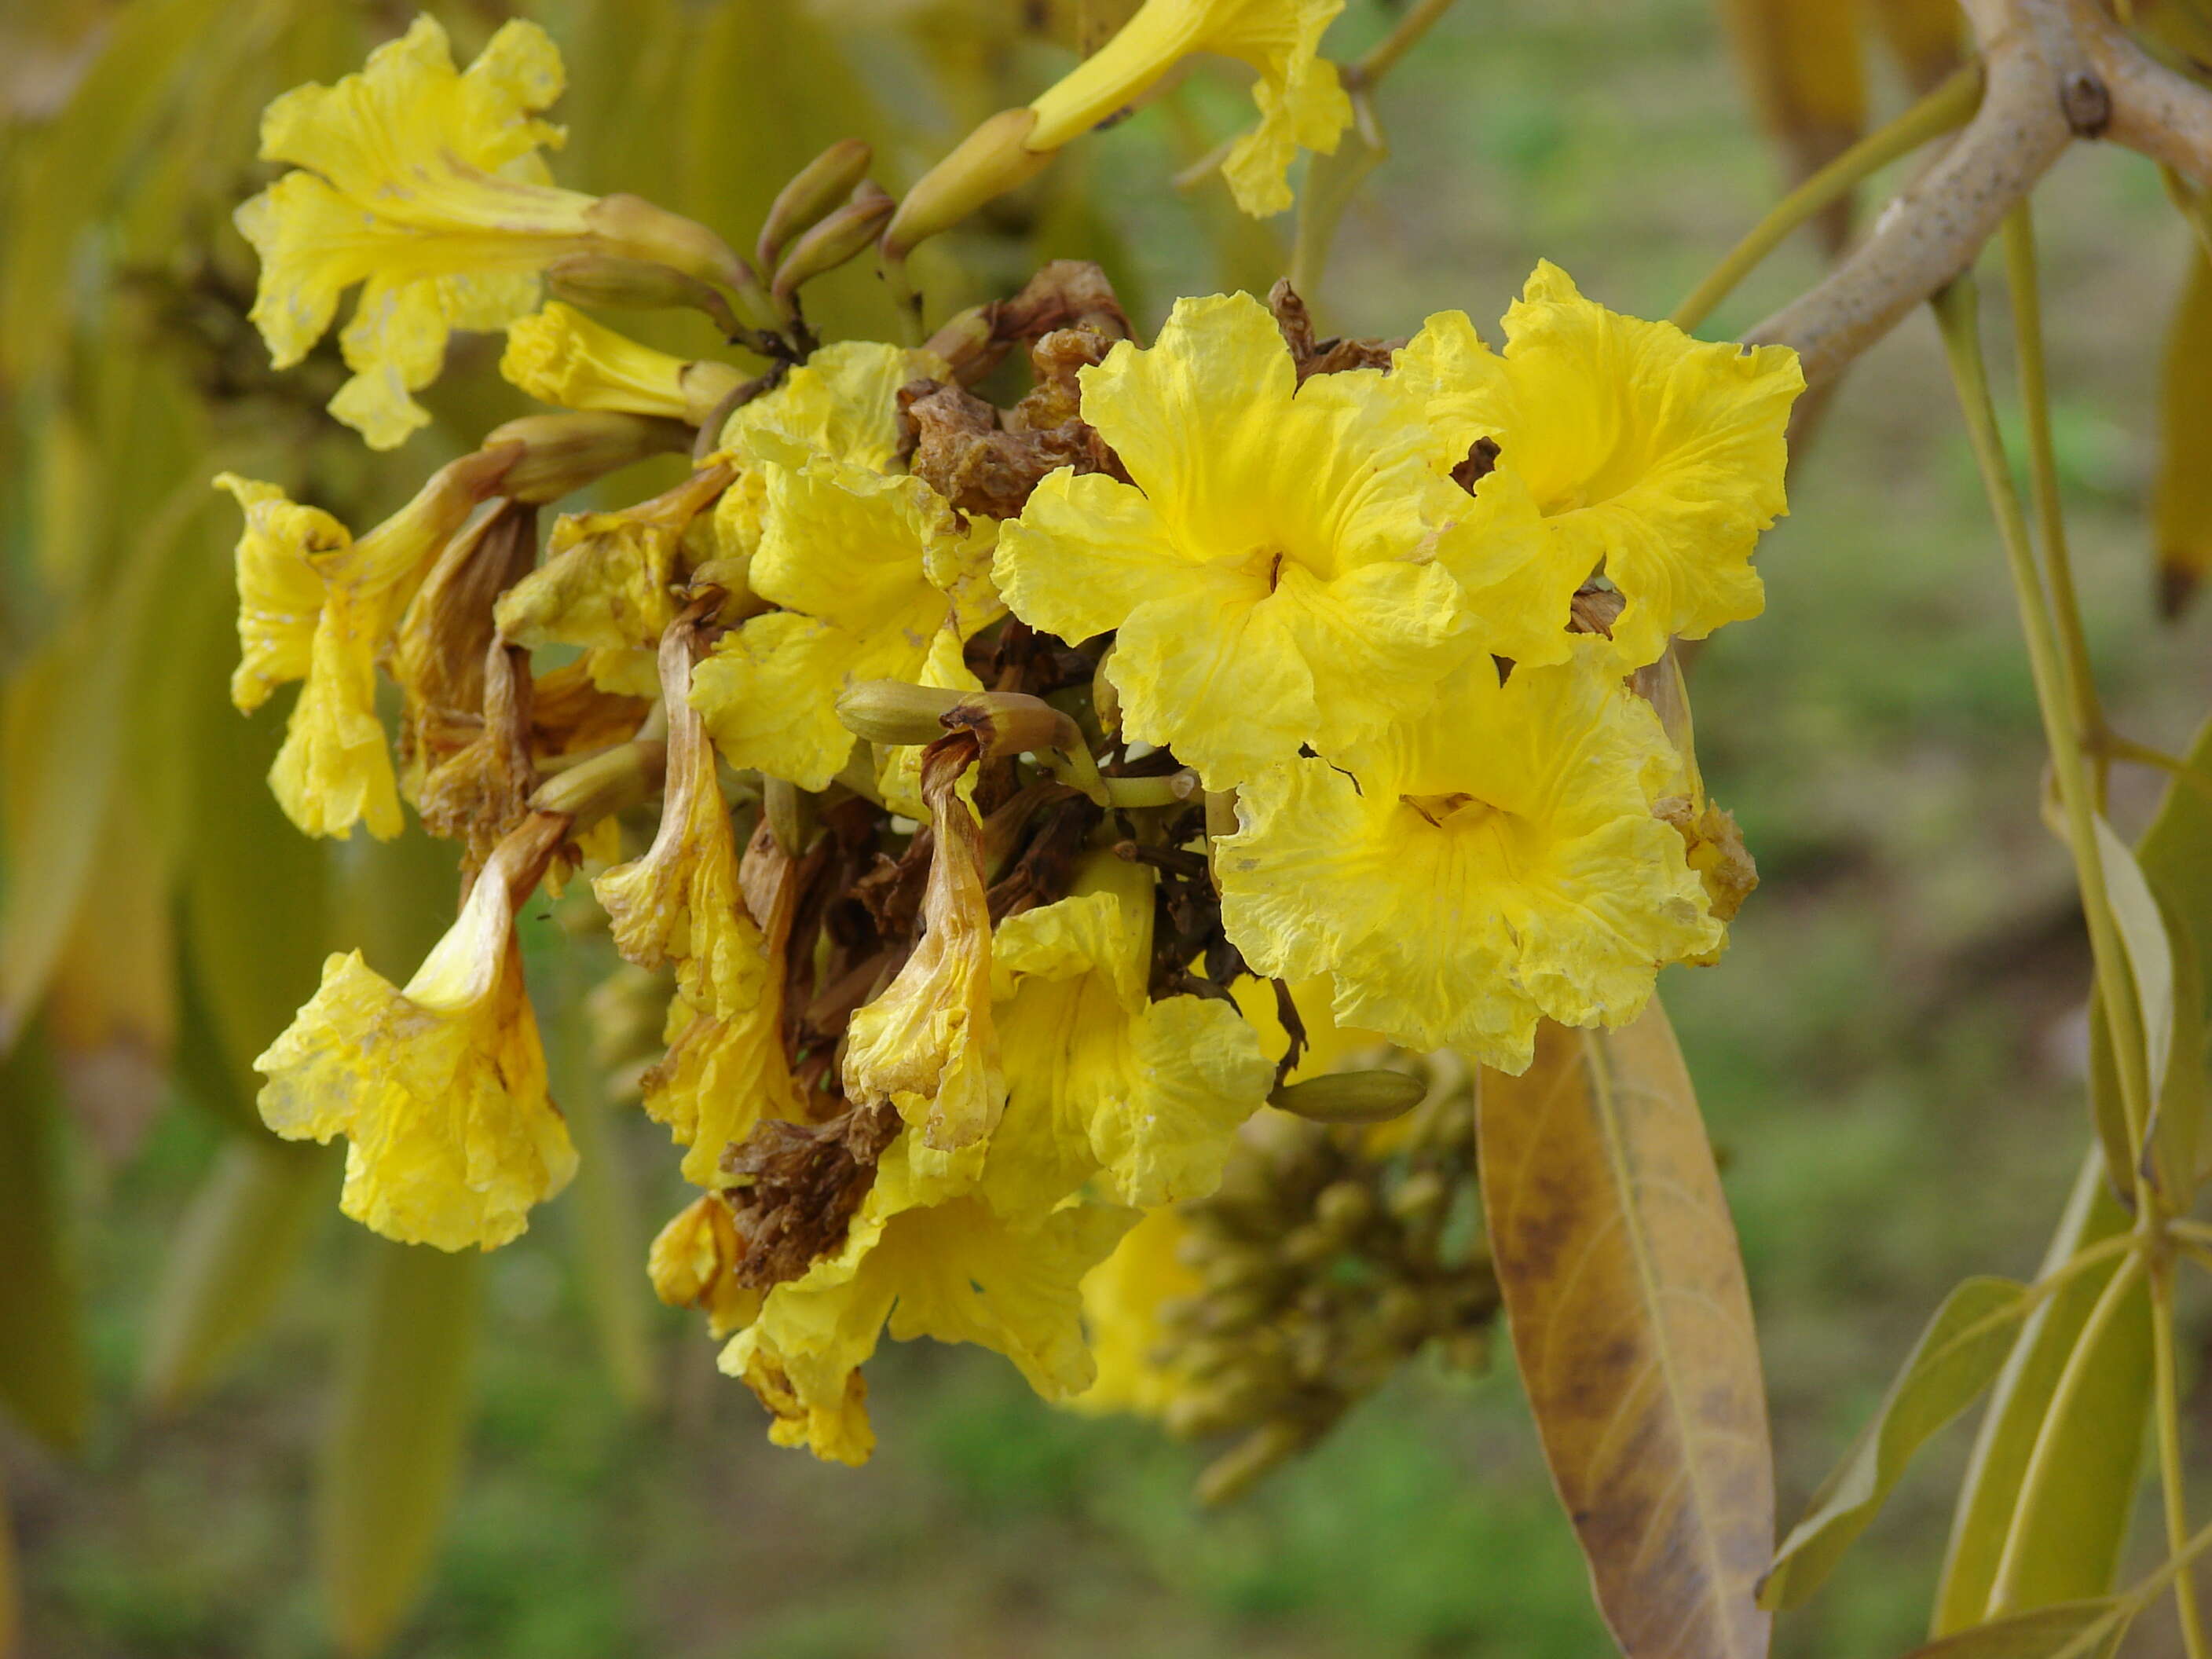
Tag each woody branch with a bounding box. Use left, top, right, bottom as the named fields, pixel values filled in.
left=1750, top=0, right=2212, bottom=386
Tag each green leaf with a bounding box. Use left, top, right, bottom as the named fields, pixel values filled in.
left=535, top=942, right=654, bottom=1412
left=1932, top=1150, right=2149, bottom=1630
left=1, top=1456, right=19, bottom=1657
left=1479, top=1006, right=1774, bottom=1659
left=178, top=538, right=334, bottom=1113
left=2146, top=895, right=2207, bottom=1207
left=141, top=1137, right=332, bottom=1412
left=1902, top=1599, right=2127, bottom=1659
left=2137, top=712, right=2212, bottom=1016
left=320, top=1238, right=482, bottom=1659
left=1761, top=1276, right=2034, bottom=1610
left=2086, top=987, right=2134, bottom=1209
left=0, top=1027, right=87, bottom=1452
left=2093, top=815, right=2175, bottom=1103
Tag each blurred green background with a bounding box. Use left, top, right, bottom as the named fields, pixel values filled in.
left=5, top=0, right=2212, bottom=1655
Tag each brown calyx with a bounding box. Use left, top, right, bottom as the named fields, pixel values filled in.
left=1267, top=280, right=1406, bottom=383
left=903, top=324, right=1128, bottom=520
left=721, top=1098, right=903, bottom=1289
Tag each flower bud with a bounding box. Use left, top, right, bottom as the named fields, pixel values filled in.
left=756, top=139, right=875, bottom=270
left=1196, top=1423, right=1310, bottom=1507
left=544, top=253, right=745, bottom=340
left=584, top=192, right=778, bottom=331
left=922, top=302, right=1005, bottom=384
left=881, top=108, right=1054, bottom=259
left=1269, top=1068, right=1427, bottom=1124
left=1313, top=1178, right=1375, bottom=1234
left=771, top=185, right=896, bottom=307
left=836, top=680, right=1085, bottom=762
left=836, top=680, right=967, bottom=746
left=482, top=412, right=694, bottom=504
left=529, top=739, right=668, bottom=826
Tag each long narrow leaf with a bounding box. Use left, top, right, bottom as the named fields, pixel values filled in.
left=320, top=1239, right=482, bottom=1658
left=1761, top=1276, right=2034, bottom=1609
left=1905, top=1599, right=2127, bottom=1659
left=1479, top=1005, right=1773, bottom=1659
left=1932, top=1151, right=2149, bottom=1629
left=141, top=1137, right=331, bottom=1412
left=0, top=1027, right=87, bottom=1452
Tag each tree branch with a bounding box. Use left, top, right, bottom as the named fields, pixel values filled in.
left=1748, top=0, right=2088, bottom=386
left=2077, top=0, right=2212, bottom=185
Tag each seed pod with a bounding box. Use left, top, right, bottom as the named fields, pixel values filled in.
left=756, top=139, right=874, bottom=271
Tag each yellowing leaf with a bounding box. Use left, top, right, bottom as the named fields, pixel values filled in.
left=141, top=1138, right=332, bottom=1412
left=1717, top=0, right=1866, bottom=250
left=1866, top=0, right=1965, bottom=93
left=42, top=778, right=177, bottom=1159
left=1761, top=1276, right=2033, bottom=1609
left=1903, top=1599, right=2127, bottom=1659
left=2155, top=250, right=2212, bottom=618
left=1932, top=1151, right=2150, bottom=1629
left=1478, top=1004, right=1773, bottom=1659
left=320, top=1238, right=481, bottom=1659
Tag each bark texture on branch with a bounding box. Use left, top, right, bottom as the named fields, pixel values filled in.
left=2078, top=0, right=2212, bottom=186
left=1749, top=0, right=2085, bottom=386
left=1748, top=0, right=2212, bottom=389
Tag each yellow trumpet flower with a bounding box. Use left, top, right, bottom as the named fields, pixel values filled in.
left=1218, top=637, right=1723, bottom=1073
left=214, top=446, right=515, bottom=840
left=594, top=622, right=804, bottom=1186
left=253, top=820, right=577, bottom=1251
left=1393, top=262, right=1804, bottom=668
left=721, top=1137, right=1135, bottom=1464
left=237, top=15, right=747, bottom=449
left=1026, top=0, right=1353, bottom=215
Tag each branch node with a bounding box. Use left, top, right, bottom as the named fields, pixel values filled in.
left=2061, top=68, right=2112, bottom=137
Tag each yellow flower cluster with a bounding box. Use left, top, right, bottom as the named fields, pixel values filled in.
left=216, top=13, right=1798, bottom=1464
